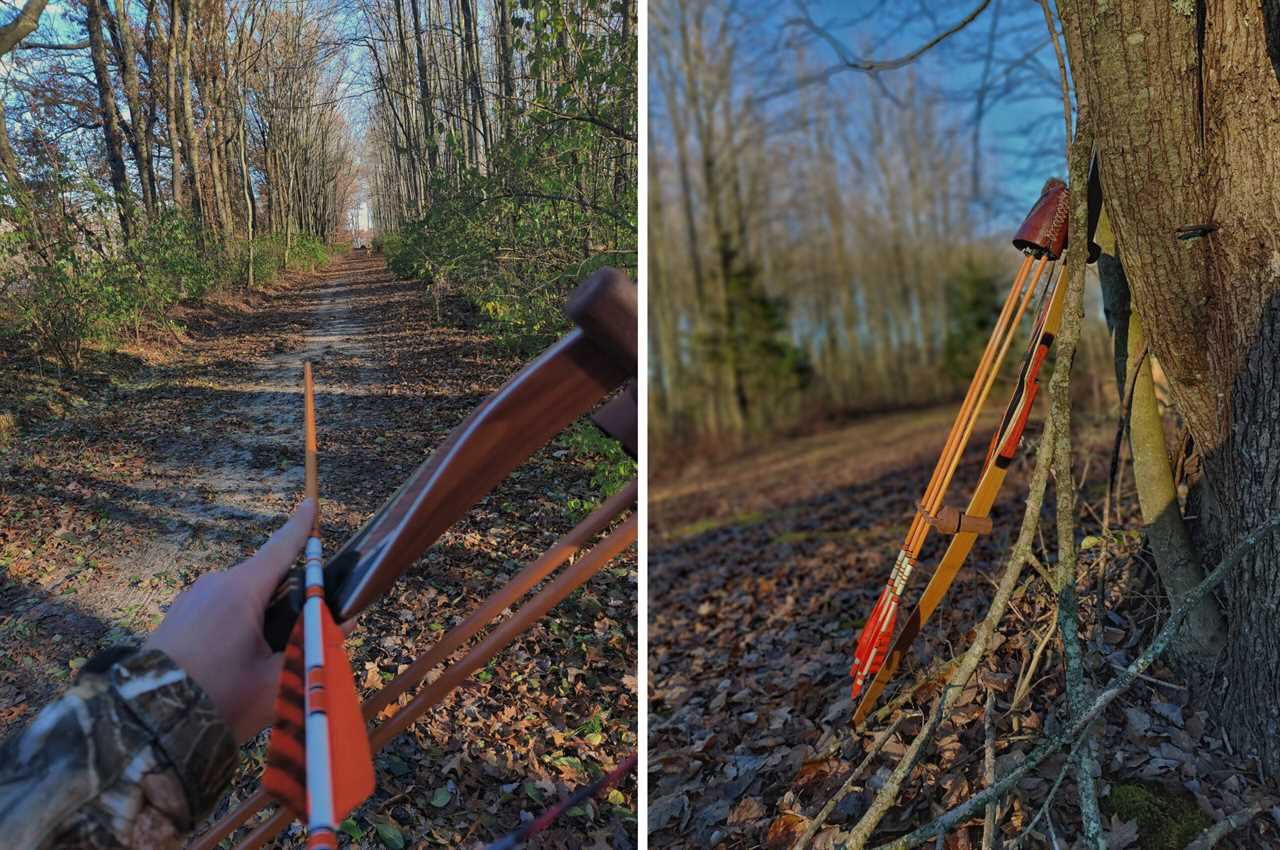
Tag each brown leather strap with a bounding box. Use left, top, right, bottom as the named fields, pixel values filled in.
left=920, top=503, right=993, bottom=536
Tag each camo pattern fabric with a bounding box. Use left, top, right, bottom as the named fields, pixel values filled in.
left=0, top=648, right=236, bottom=850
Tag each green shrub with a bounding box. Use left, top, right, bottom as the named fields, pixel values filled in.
left=289, top=234, right=330, bottom=271
left=4, top=244, right=115, bottom=371
left=0, top=205, right=339, bottom=370
left=125, top=211, right=221, bottom=311
left=560, top=421, right=636, bottom=517
left=228, top=232, right=329, bottom=287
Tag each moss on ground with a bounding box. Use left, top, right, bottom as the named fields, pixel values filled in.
left=1104, top=780, right=1213, bottom=850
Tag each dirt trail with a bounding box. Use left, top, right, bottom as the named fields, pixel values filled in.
left=1, top=252, right=637, bottom=847
left=3, top=253, right=393, bottom=654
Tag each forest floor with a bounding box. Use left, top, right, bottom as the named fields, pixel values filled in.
left=649, top=409, right=1278, bottom=850
left=0, top=251, right=637, bottom=849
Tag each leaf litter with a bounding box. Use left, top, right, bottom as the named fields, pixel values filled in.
left=649, top=413, right=1276, bottom=849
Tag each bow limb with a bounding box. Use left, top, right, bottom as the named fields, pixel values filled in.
left=852, top=258, right=1071, bottom=728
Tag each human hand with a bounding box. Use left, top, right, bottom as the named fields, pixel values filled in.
left=144, top=499, right=315, bottom=744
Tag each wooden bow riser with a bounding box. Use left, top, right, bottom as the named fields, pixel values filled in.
left=263, top=270, right=636, bottom=646
left=849, top=180, right=1072, bottom=724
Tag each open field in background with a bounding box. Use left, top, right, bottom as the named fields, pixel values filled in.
left=0, top=252, right=637, bottom=849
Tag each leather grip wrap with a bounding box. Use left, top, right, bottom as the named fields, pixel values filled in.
left=921, top=504, right=993, bottom=536
left=1012, top=178, right=1070, bottom=260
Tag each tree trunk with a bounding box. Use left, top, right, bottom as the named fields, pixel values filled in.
left=87, top=0, right=135, bottom=238
left=177, top=0, right=205, bottom=224
left=494, top=0, right=514, bottom=140
left=166, top=0, right=185, bottom=206
left=1059, top=0, right=1280, bottom=777
left=408, top=0, right=438, bottom=180
left=110, top=0, right=155, bottom=216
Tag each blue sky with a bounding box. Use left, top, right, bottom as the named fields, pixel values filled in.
left=651, top=0, right=1074, bottom=233
left=776, top=0, right=1073, bottom=225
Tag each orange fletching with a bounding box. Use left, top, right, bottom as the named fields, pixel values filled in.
left=850, top=587, right=898, bottom=700
left=264, top=617, right=309, bottom=816
left=263, top=604, right=375, bottom=822
left=320, top=603, right=375, bottom=820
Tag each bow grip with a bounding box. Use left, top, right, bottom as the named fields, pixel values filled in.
left=262, top=549, right=359, bottom=652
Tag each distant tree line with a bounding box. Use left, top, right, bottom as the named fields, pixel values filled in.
left=362, top=0, right=637, bottom=353
left=648, top=0, right=1114, bottom=460
left=0, top=0, right=356, bottom=370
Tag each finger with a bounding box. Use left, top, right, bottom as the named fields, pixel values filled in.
left=236, top=499, right=317, bottom=599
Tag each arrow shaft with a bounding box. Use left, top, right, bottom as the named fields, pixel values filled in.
left=191, top=509, right=638, bottom=850
left=851, top=253, right=1051, bottom=698
left=302, top=536, right=336, bottom=845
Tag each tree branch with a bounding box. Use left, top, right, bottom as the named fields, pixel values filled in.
left=0, top=0, right=50, bottom=55
left=18, top=39, right=89, bottom=50
left=866, top=508, right=1280, bottom=850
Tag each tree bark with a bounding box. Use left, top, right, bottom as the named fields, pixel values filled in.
left=165, top=0, right=185, bottom=206
left=0, top=0, right=49, bottom=54
left=87, top=0, right=135, bottom=238
left=109, top=0, right=155, bottom=216
left=1059, top=0, right=1280, bottom=776
left=177, top=0, right=205, bottom=224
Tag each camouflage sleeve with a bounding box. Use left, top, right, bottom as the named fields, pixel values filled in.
left=0, top=647, right=238, bottom=850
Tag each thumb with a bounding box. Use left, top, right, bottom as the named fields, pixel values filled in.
left=236, top=499, right=317, bottom=601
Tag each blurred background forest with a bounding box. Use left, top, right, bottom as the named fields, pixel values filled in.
left=648, top=0, right=1116, bottom=464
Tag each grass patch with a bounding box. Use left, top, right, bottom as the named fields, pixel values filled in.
left=667, top=511, right=766, bottom=542
left=771, top=528, right=864, bottom=546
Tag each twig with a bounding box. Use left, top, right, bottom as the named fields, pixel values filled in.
left=852, top=657, right=961, bottom=739
left=839, top=380, right=1064, bottom=849
left=981, top=691, right=998, bottom=850
left=1011, top=618, right=1056, bottom=710
left=1009, top=728, right=1091, bottom=849
left=796, top=715, right=907, bottom=850
left=816, top=656, right=959, bottom=760
left=1051, top=120, right=1105, bottom=850
left=842, top=685, right=958, bottom=849
left=790, top=0, right=993, bottom=72
left=864, top=509, right=1280, bottom=850
left=769, top=0, right=993, bottom=99
left=1105, top=661, right=1186, bottom=690
left=1183, top=800, right=1272, bottom=850
left=1037, top=0, right=1073, bottom=159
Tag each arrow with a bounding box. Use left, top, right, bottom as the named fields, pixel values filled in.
left=262, top=363, right=375, bottom=848
left=850, top=177, right=1074, bottom=723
